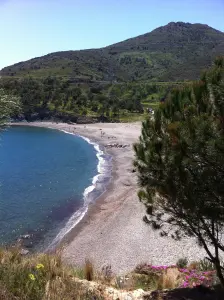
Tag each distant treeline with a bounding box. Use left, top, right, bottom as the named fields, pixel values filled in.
left=0, top=76, right=175, bottom=122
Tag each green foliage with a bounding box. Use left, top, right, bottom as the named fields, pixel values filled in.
left=198, top=258, right=215, bottom=272
left=1, top=22, right=223, bottom=82
left=0, top=77, right=169, bottom=122
left=134, top=57, right=224, bottom=285
left=0, top=248, right=105, bottom=300
left=132, top=273, right=159, bottom=291
left=176, top=258, right=188, bottom=269
left=0, top=248, right=221, bottom=298
left=0, top=89, right=20, bottom=126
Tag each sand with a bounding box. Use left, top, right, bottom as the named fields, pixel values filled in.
left=12, top=121, right=208, bottom=274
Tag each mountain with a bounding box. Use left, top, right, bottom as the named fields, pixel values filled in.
left=1, top=22, right=224, bottom=82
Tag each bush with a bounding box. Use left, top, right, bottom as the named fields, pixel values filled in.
left=84, top=259, right=94, bottom=281
left=199, top=258, right=215, bottom=272
left=176, top=258, right=188, bottom=269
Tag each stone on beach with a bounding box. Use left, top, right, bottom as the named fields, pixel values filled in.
left=106, top=143, right=130, bottom=148
left=20, top=234, right=32, bottom=239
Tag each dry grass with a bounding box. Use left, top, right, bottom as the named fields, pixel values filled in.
left=0, top=247, right=104, bottom=300
left=188, top=261, right=199, bottom=271
left=0, top=248, right=217, bottom=299
left=84, top=259, right=94, bottom=281
left=157, top=268, right=181, bottom=290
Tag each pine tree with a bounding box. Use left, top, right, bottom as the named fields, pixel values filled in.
left=134, top=57, right=224, bottom=285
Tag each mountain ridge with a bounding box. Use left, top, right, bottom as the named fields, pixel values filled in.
left=1, top=22, right=224, bottom=82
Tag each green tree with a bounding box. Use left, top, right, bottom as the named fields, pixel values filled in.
left=134, top=57, right=224, bottom=285
left=133, top=98, right=144, bottom=113
left=0, top=89, right=20, bottom=126
left=112, top=105, right=119, bottom=118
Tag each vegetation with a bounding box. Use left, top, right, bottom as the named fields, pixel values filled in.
left=135, top=261, right=217, bottom=289
left=176, top=258, right=188, bottom=269
left=1, top=22, right=224, bottom=82
left=0, top=89, right=20, bottom=126
left=0, top=248, right=105, bottom=300
left=1, top=21, right=224, bottom=299
left=0, top=247, right=221, bottom=300
left=0, top=77, right=171, bottom=122
left=134, top=57, right=224, bottom=285
left=1, top=22, right=222, bottom=122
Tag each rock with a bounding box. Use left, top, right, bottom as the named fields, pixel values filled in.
left=124, top=295, right=133, bottom=300
left=132, top=289, right=145, bottom=299
left=107, top=288, right=114, bottom=294
left=73, top=277, right=146, bottom=300
left=20, top=248, right=29, bottom=255
left=106, top=143, right=130, bottom=149
left=20, top=234, right=31, bottom=239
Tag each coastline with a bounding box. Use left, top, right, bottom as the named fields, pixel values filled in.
left=46, top=129, right=113, bottom=250
left=12, top=121, right=210, bottom=274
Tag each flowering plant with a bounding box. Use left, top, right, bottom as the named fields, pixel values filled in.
left=135, top=263, right=216, bottom=288
left=179, top=268, right=216, bottom=288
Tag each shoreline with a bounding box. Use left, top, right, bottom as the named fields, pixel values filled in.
left=46, top=128, right=113, bottom=250
left=12, top=121, right=211, bottom=274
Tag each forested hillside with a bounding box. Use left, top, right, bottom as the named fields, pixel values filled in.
left=1, top=22, right=223, bottom=122
left=0, top=76, right=176, bottom=122
left=1, top=22, right=224, bottom=82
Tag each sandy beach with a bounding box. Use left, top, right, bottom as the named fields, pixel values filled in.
left=13, top=121, right=209, bottom=274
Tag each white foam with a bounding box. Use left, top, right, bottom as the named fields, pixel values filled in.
left=47, top=128, right=110, bottom=250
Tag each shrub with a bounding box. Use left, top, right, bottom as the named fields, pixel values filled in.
left=0, top=248, right=103, bottom=300
left=199, top=258, right=215, bottom=272
left=84, top=259, right=94, bottom=281
left=179, top=268, right=216, bottom=288
left=188, top=261, right=199, bottom=271
left=101, top=264, right=113, bottom=283
left=132, top=273, right=159, bottom=291
left=158, top=268, right=181, bottom=290
left=176, top=258, right=188, bottom=269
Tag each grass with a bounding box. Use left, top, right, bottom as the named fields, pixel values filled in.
left=0, top=248, right=104, bottom=300
left=119, top=113, right=147, bottom=122
left=142, top=101, right=160, bottom=109
left=157, top=268, right=181, bottom=290
left=84, top=259, right=94, bottom=281
left=0, top=247, right=220, bottom=299
left=131, top=273, right=159, bottom=291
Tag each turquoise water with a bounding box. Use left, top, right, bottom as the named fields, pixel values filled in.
left=0, top=126, right=108, bottom=250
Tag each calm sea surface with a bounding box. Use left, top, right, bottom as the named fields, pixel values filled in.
left=0, top=126, right=99, bottom=249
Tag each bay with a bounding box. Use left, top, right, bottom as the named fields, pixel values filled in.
left=0, top=126, right=99, bottom=249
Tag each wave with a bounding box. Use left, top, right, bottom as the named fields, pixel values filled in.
left=46, top=129, right=112, bottom=250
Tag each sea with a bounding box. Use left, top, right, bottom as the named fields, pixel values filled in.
left=0, top=125, right=111, bottom=251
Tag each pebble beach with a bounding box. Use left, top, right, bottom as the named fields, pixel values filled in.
left=13, top=121, right=209, bottom=274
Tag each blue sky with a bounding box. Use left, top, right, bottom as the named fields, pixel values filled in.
left=0, top=0, right=223, bottom=69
